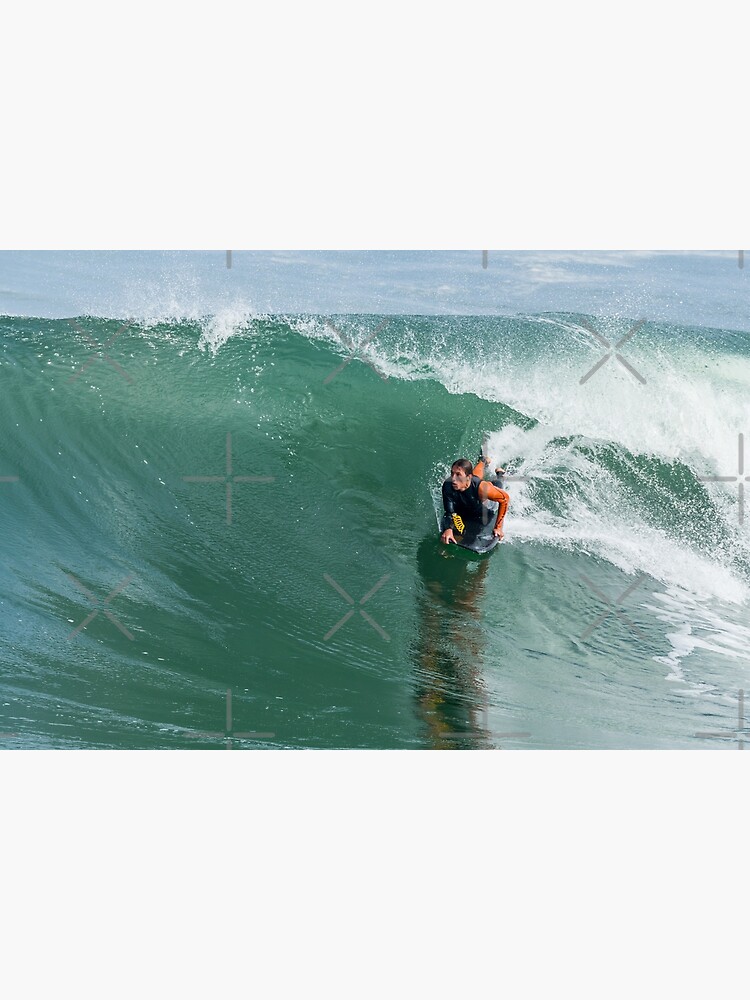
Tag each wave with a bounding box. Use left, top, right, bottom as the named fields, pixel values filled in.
left=3, top=311, right=750, bottom=602
left=3, top=309, right=750, bottom=747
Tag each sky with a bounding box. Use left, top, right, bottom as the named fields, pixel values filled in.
left=0, top=251, right=747, bottom=330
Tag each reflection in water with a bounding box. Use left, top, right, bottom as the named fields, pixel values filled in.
left=413, top=534, right=495, bottom=749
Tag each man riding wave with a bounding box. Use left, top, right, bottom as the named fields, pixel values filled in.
left=440, top=453, right=509, bottom=545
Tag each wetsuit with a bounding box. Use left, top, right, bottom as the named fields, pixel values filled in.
left=441, top=460, right=509, bottom=535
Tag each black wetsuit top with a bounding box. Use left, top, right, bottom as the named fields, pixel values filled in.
left=442, top=475, right=486, bottom=524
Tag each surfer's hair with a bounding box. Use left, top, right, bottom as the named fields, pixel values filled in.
left=451, top=459, right=473, bottom=476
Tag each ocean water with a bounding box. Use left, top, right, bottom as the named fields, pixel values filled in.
left=2, top=251, right=749, bottom=749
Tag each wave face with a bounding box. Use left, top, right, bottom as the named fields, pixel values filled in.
left=2, top=309, right=750, bottom=748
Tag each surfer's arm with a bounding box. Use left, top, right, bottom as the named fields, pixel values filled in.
left=473, top=459, right=486, bottom=478
left=440, top=482, right=457, bottom=543
left=479, top=482, right=509, bottom=534
left=441, top=480, right=455, bottom=516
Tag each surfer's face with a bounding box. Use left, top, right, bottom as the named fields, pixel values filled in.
left=451, top=469, right=472, bottom=490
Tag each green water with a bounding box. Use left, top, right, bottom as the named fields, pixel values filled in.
left=2, top=314, right=749, bottom=748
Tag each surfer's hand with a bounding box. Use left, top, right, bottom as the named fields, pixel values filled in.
left=493, top=526, right=504, bottom=540
left=441, top=529, right=457, bottom=545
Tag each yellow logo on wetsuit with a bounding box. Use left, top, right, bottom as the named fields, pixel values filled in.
left=452, top=513, right=465, bottom=534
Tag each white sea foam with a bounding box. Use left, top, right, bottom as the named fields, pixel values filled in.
left=336, top=311, right=750, bottom=612
left=195, top=305, right=267, bottom=354
left=646, top=587, right=750, bottom=691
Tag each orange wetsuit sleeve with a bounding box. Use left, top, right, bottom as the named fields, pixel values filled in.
left=479, top=482, right=509, bottom=523
left=472, top=460, right=486, bottom=478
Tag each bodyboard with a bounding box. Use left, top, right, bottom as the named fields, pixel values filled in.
left=440, top=511, right=500, bottom=554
